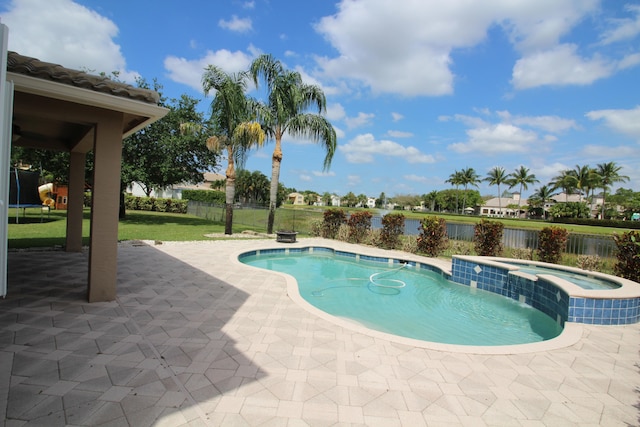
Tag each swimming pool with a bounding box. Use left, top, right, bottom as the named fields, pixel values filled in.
left=240, top=249, right=562, bottom=346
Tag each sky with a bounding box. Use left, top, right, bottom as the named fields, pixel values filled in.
left=1, top=0, right=639, bottom=200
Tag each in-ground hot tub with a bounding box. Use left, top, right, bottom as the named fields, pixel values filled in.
left=452, top=256, right=640, bottom=325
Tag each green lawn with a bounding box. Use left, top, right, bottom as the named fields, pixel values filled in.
left=7, top=208, right=261, bottom=249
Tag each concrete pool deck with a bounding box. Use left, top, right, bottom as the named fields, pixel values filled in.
left=2, top=237, right=639, bottom=426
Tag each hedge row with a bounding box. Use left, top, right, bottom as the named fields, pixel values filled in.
left=124, top=195, right=187, bottom=213
left=182, top=189, right=226, bottom=205
left=551, top=216, right=640, bottom=229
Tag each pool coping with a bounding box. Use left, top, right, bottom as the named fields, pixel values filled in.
left=231, top=241, right=584, bottom=355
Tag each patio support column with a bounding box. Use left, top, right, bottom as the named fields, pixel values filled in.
left=66, top=150, right=86, bottom=252
left=87, top=112, right=123, bottom=302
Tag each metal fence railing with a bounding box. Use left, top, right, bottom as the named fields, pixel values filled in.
left=190, top=202, right=617, bottom=258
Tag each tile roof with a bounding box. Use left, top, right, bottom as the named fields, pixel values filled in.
left=7, top=51, right=160, bottom=104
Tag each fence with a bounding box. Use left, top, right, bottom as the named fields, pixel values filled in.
left=189, top=202, right=617, bottom=258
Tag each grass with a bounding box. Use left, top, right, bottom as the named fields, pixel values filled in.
left=7, top=208, right=262, bottom=249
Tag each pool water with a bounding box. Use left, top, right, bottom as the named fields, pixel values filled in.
left=241, top=252, right=562, bottom=346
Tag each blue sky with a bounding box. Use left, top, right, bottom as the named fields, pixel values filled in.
left=1, top=0, right=639, bottom=199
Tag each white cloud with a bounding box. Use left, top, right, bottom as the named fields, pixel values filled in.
left=512, top=44, right=613, bottom=89
left=582, top=144, right=639, bottom=158
left=448, top=123, right=539, bottom=154
left=326, top=103, right=346, bottom=121
left=501, top=112, right=578, bottom=133
left=618, top=52, right=640, bottom=70
left=391, top=112, right=404, bottom=122
left=299, top=174, right=312, bottom=182
left=404, top=174, right=430, bottom=183
left=218, top=15, right=253, bottom=33
left=347, top=175, right=361, bottom=186
left=345, top=112, right=375, bottom=129
left=586, top=106, right=640, bottom=140
left=243, top=1, right=255, bottom=9
left=1, top=0, right=139, bottom=81
left=386, top=130, right=414, bottom=138
left=164, top=49, right=254, bottom=92
left=599, top=4, right=640, bottom=45
left=312, top=171, right=336, bottom=177
left=339, top=133, right=436, bottom=164
left=313, top=0, right=605, bottom=95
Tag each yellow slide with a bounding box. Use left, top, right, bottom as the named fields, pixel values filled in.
left=38, top=183, right=55, bottom=208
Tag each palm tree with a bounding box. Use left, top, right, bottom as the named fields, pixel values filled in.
left=551, top=170, right=578, bottom=202
left=459, top=167, right=479, bottom=214
left=596, top=162, right=629, bottom=219
left=569, top=164, right=591, bottom=202
left=250, top=54, right=337, bottom=234
left=484, top=166, right=508, bottom=216
left=445, top=170, right=463, bottom=213
left=183, top=65, right=265, bottom=235
left=507, top=166, right=539, bottom=216
left=530, top=185, right=557, bottom=219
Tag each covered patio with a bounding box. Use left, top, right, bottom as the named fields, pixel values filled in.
left=4, top=49, right=167, bottom=302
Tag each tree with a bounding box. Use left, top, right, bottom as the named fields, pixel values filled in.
left=423, top=190, right=438, bottom=212
left=250, top=54, right=337, bottom=233
left=484, top=166, right=508, bottom=216
left=445, top=170, right=463, bottom=213
left=184, top=66, right=265, bottom=235
left=342, top=191, right=357, bottom=207
left=376, top=192, right=386, bottom=208
left=596, top=161, right=629, bottom=219
left=321, top=192, right=332, bottom=206
left=304, top=192, right=319, bottom=205
left=122, top=84, right=219, bottom=197
left=357, top=193, right=369, bottom=207
left=507, top=166, right=539, bottom=216
left=551, top=169, right=578, bottom=202
left=459, top=167, right=480, bottom=214
left=235, top=169, right=269, bottom=205
left=529, top=185, right=557, bottom=219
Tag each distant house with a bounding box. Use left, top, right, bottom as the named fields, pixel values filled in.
left=479, top=192, right=607, bottom=218
left=128, top=172, right=225, bottom=199
left=330, top=195, right=341, bottom=207
left=287, top=192, right=305, bottom=205
left=480, top=193, right=527, bottom=218
left=366, top=197, right=376, bottom=209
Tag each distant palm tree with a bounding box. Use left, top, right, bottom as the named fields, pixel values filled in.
left=569, top=164, right=592, bottom=202
left=459, top=167, right=480, bottom=214
left=250, top=54, right=337, bottom=234
left=530, top=185, right=558, bottom=219
left=551, top=170, right=579, bottom=202
left=596, top=161, right=629, bottom=219
left=446, top=170, right=463, bottom=214
left=183, top=65, right=265, bottom=235
left=507, top=166, right=539, bottom=216
left=484, top=166, right=508, bottom=216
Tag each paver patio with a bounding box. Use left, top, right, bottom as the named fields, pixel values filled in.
left=1, top=238, right=638, bottom=426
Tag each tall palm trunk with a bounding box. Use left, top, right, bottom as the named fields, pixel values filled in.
left=267, top=134, right=283, bottom=234
left=224, top=148, right=235, bottom=235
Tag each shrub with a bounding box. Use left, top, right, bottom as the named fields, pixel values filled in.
left=322, top=208, right=346, bottom=239
left=416, top=216, right=448, bottom=257
left=123, top=195, right=188, bottom=213
left=380, top=213, right=405, bottom=249
left=337, top=224, right=350, bottom=242
left=365, top=229, right=383, bottom=247
left=448, top=240, right=473, bottom=256
left=510, top=247, right=533, bottom=260
left=576, top=255, right=602, bottom=271
left=309, top=219, right=323, bottom=237
left=473, top=220, right=504, bottom=256
left=537, top=227, right=569, bottom=264
left=402, top=235, right=419, bottom=254
left=613, top=231, right=640, bottom=282
left=346, top=211, right=372, bottom=243
left=182, top=189, right=226, bottom=205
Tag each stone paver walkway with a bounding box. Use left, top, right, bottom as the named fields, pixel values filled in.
left=1, top=238, right=638, bottom=426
